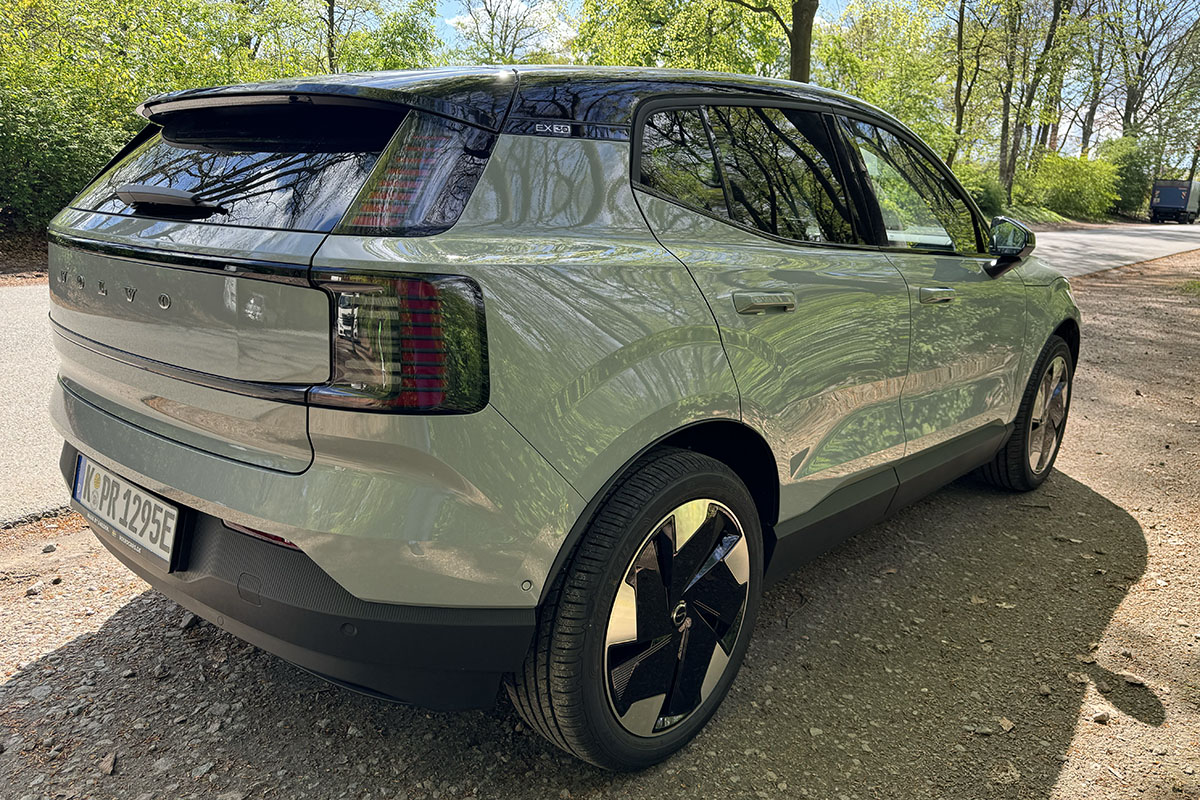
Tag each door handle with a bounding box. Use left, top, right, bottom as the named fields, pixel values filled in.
left=733, top=291, right=796, bottom=315
left=919, top=287, right=956, bottom=305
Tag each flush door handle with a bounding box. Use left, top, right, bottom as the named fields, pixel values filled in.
left=919, top=287, right=956, bottom=304
left=733, top=291, right=797, bottom=315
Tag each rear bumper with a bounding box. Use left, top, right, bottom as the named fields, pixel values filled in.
left=50, top=375, right=584, bottom=607
left=64, top=442, right=534, bottom=710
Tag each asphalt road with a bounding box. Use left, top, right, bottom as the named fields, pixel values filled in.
left=1032, top=220, right=1200, bottom=276
left=0, top=284, right=64, bottom=526
left=2, top=221, right=1199, bottom=525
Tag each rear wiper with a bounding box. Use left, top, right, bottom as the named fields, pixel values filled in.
left=115, top=184, right=227, bottom=216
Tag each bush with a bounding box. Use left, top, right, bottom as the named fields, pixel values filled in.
left=1018, top=153, right=1119, bottom=220
left=1095, top=136, right=1154, bottom=215
left=0, top=87, right=131, bottom=231
left=952, top=161, right=1005, bottom=217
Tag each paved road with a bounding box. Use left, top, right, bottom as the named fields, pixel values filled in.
left=1033, top=220, right=1200, bottom=276
left=2, top=221, right=1199, bottom=525
left=0, top=284, right=65, bottom=525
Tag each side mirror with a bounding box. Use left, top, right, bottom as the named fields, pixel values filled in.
left=986, top=216, right=1036, bottom=277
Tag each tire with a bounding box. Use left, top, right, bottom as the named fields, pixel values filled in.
left=978, top=335, right=1073, bottom=491
left=507, top=448, right=763, bottom=770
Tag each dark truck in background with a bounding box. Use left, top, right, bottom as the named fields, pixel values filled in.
left=1150, top=178, right=1199, bottom=223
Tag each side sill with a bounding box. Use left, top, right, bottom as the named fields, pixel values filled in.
left=764, top=423, right=1012, bottom=586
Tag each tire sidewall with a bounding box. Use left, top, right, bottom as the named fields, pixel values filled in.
left=572, top=462, right=764, bottom=770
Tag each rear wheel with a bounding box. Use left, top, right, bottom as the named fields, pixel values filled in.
left=507, top=448, right=763, bottom=770
left=979, top=335, right=1073, bottom=491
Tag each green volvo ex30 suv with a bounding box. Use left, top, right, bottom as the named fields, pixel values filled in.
left=48, top=66, right=1079, bottom=770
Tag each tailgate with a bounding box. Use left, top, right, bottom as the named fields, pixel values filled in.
left=48, top=216, right=330, bottom=473
left=44, top=99, right=412, bottom=473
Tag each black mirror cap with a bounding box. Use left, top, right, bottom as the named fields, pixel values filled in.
left=986, top=216, right=1036, bottom=277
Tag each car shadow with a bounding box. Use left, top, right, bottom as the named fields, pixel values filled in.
left=0, top=470, right=1152, bottom=798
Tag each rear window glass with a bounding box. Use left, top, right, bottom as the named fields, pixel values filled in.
left=639, top=109, right=728, bottom=217
left=72, top=105, right=407, bottom=232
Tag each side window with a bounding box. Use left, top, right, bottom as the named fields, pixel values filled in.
left=838, top=118, right=980, bottom=253
left=705, top=105, right=858, bottom=244
left=638, top=109, right=728, bottom=217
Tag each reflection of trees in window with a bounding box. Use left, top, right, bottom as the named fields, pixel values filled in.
left=706, top=106, right=855, bottom=244
left=78, top=135, right=379, bottom=232
left=639, top=109, right=727, bottom=216
left=842, top=120, right=977, bottom=253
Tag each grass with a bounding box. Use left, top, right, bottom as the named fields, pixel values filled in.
left=1003, top=204, right=1072, bottom=224
left=1180, top=280, right=1200, bottom=297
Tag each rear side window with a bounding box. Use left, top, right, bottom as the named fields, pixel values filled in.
left=639, top=109, right=728, bottom=216
left=73, top=105, right=496, bottom=236
left=705, top=106, right=858, bottom=244
left=839, top=118, right=980, bottom=253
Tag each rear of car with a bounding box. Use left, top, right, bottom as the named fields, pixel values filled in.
left=47, top=71, right=584, bottom=709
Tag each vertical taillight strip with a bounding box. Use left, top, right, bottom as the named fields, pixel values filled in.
left=309, top=270, right=488, bottom=414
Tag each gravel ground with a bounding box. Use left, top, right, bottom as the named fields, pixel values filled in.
left=1, top=250, right=1199, bottom=800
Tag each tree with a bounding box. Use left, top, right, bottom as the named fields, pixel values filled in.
left=575, top=0, right=785, bottom=74
left=339, top=0, right=443, bottom=70
left=946, top=0, right=999, bottom=166
left=719, top=0, right=819, bottom=81
left=449, top=0, right=569, bottom=63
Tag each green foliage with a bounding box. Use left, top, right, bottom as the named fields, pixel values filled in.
left=814, top=0, right=952, bottom=156
left=575, top=0, right=785, bottom=75
left=952, top=161, right=1006, bottom=217
left=1016, top=152, right=1119, bottom=220
left=1095, top=136, right=1154, bottom=215
left=341, top=0, right=444, bottom=71
left=0, top=86, right=128, bottom=230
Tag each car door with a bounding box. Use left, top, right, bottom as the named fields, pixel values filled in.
left=631, top=101, right=912, bottom=524
left=835, top=116, right=1027, bottom=466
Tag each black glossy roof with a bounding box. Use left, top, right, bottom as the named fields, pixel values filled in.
left=139, top=65, right=889, bottom=133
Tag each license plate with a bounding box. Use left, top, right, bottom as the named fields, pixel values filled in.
left=73, top=455, right=178, bottom=564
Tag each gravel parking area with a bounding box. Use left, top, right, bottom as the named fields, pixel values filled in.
left=1, top=250, right=1198, bottom=799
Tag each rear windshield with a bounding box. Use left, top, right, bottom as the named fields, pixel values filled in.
left=72, top=105, right=407, bottom=232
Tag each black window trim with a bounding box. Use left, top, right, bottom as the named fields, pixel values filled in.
left=630, top=94, right=876, bottom=254
left=832, top=110, right=990, bottom=257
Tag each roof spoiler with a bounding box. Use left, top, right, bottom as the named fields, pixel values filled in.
left=138, top=69, right=519, bottom=133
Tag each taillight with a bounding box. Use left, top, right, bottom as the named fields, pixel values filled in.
left=310, top=270, right=488, bottom=413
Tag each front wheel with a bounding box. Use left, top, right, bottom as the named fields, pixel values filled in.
left=979, top=335, right=1073, bottom=491
left=507, top=448, right=763, bottom=770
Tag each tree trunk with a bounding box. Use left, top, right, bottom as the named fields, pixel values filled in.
left=1189, top=135, right=1200, bottom=181
left=1080, top=96, right=1100, bottom=156
left=789, top=0, right=820, bottom=82
left=947, top=0, right=968, bottom=167
left=326, top=0, right=337, bottom=73
left=1005, top=0, right=1069, bottom=197
left=999, top=76, right=1013, bottom=193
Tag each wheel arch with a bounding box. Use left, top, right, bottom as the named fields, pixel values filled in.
left=535, top=419, right=780, bottom=607
left=1053, top=317, right=1080, bottom=368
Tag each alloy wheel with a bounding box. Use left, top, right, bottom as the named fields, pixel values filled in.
left=1027, top=354, right=1070, bottom=474
left=604, top=499, right=750, bottom=737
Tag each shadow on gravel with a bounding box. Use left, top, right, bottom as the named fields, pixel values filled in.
left=0, top=470, right=1151, bottom=799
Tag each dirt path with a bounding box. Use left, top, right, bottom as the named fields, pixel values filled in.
left=1, top=251, right=1198, bottom=800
